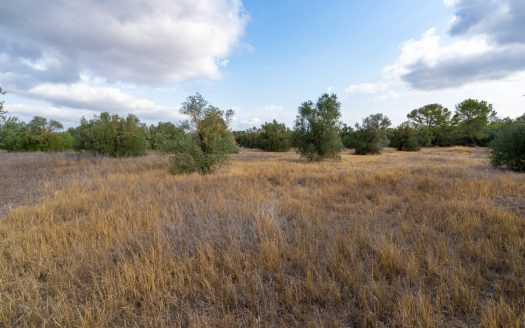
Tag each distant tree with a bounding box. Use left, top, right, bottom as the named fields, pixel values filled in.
left=70, top=112, right=149, bottom=156
left=293, top=93, right=344, bottom=161
left=407, top=104, right=451, bottom=128
left=0, top=117, right=27, bottom=151
left=0, top=87, right=6, bottom=120
left=390, top=122, right=420, bottom=151
left=407, top=104, right=453, bottom=146
left=162, top=93, right=237, bottom=174
left=0, top=115, right=74, bottom=152
left=490, top=121, right=525, bottom=172
left=415, top=126, right=432, bottom=147
left=353, top=113, right=391, bottom=155
left=233, top=127, right=261, bottom=149
left=453, top=99, right=497, bottom=146
left=149, top=122, right=184, bottom=150
left=340, top=124, right=356, bottom=148
left=258, top=120, right=291, bottom=152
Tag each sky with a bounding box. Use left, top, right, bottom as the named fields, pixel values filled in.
left=1, top=0, right=524, bottom=129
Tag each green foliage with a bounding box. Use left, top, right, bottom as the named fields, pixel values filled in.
left=0, top=117, right=27, bottom=151
left=149, top=122, right=184, bottom=150
left=407, top=104, right=451, bottom=128
left=293, top=93, right=344, bottom=161
left=258, top=120, right=291, bottom=152
left=340, top=124, right=356, bottom=148
left=453, top=99, right=497, bottom=146
left=415, top=126, right=432, bottom=147
left=235, top=121, right=291, bottom=152
left=163, top=93, right=237, bottom=174
left=390, top=123, right=420, bottom=151
left=490, top=120, right=525, bottom=172
left=353, top=113, right=391, bottom=155
left=0, top=115, right=74, bottom=152
left=233, top=128, right=260, bottom=149
left=69, top=112, right=149, bottom=157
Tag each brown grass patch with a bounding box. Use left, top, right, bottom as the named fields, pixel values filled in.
left=1, top=147, right=525, bottom=327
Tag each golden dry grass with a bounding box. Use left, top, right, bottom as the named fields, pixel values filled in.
left=1, top=147, right=525, bottom=327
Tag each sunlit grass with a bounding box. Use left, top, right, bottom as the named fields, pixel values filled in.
left=1, top=148, right=524, bottom=327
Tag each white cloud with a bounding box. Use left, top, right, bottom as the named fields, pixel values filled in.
left=0, top=0, right=247, bottom=88
left=387, top=0, right=525, bottom=90
left=15, top=82, right=184, bottom=125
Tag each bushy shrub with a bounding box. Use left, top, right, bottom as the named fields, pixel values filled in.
left=69, top=113, right=149, bottom=157
left=353, top=114, right=391, bottom=155
left=293, top=93, right=343, bottom=161
left=234, top=121, right=291, bottom=152
left=453, top=99, right=497, bottom=146
left=149, top=122, right=183, bottom=150
left=233, top=128, right=260, bottom=149
left=490, top=122, right=525, bottom=172
left=258, top=120, right=291, bottom=152
left=162, top=93, right=237, bottom=174
left=390, top=123, right=420, bottom=151
left=0, top=115, right=74, bottom=152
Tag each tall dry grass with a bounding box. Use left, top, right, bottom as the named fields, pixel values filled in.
left=1, top=148, right=524, bottom=327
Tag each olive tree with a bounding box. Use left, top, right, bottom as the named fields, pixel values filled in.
left=293, top=93, right=343, bottom=161
left=162, top=93, right=237, bottom=174
left=353, top=114, right=391, bottom=155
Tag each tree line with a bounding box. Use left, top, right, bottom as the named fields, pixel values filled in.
left=1, top=89, right=524, bottom=173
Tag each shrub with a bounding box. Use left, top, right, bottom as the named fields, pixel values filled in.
left=233, top=128, right=261, bottom=149
left=149, top=122, right=184, bottom=150
left=293, top=93, right=343, bottom=161
left=162, top=93, right=237, bottom=174
left=489, top=122, right=525, bottom=172
left=453, top=99, right=497, bottom=146
left=353, top=114, right=391, bottom=155
left=258, top=120, right=291, bottom=152
left=70, top=113, right=149, bottom=157
left=390, top=123, right=420, bottom=151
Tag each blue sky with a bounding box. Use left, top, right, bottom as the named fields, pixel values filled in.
left=1, top=0, right=524, bottom=129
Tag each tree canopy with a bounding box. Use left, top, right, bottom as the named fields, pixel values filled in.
left=293, top=93, right=344, bottom=161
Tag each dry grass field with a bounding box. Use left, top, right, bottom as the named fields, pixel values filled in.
left=1, top=148, right=525, bottom=327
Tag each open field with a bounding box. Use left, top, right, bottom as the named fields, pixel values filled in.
left=1, top=148, right=525, bottom=327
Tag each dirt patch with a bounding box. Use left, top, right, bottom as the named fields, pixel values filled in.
left=0, top=152, right=90, bottom=217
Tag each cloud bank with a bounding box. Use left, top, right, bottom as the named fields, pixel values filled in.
left=393, top=0, right=525, bottom=90
left=0, top=0, right=247, bottom=88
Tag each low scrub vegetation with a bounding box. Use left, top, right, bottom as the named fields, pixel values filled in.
left=1, top=87, right=524, bottom=174
left=1, top=148, right=524, bottom=326
left=161, top=93, right=237, bottom=174
left=490, top=116, right=525, bottom=172
left=292, top=93, right=344, bottom=161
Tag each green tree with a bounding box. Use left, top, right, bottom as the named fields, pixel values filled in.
left=70, top=112, right=149, bottom=156
left=453, top=99, right=497, bottom=145
left=489, top=121, right=525, bottom=172
left=0, top=117, right=27, bottom=151
left=233, top=127, right=261, bottom=149
left=353, top=113, right=391, bottom=155
left=25, top=116, right=66, bottom=151
left=407, top=104, right=453, bottom=146
left=407, top=104, right=451, bottom=128
left=293, top=93, right=344, bottom=161
left=162, top=93, right=237, bottom=174
left=149, top=122, right=184, bottom=150
left=258, top=120, right=291, bottom=152
left=340, top=124, right=356, bottom=148
left=390, top=122, right=420, bottom=151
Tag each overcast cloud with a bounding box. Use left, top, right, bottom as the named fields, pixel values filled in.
left=0, top=0, right=247, bottom=88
